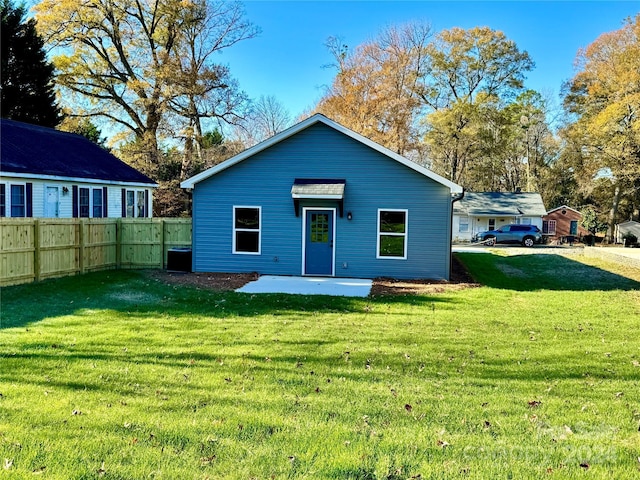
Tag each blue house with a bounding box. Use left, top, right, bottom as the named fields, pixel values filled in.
left=181, top=114, right=463, bottom=280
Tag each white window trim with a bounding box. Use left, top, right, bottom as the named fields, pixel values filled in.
left=459, top=216, right=469, bottom=233
left=548, top=220, right=557, bottom=235
left=125, top=188, right=147, bottom=218
left=79, top=187, right=104, bottom=218
left=4, top=182, right=27, bottom=218
left=376, top=208, right=408, bottom=260
left=301, top=207, right=337, bottom=276
left=232, top=205, right=261, bottom=255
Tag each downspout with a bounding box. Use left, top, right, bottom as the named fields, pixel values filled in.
left=450, top=189, right=465, bottom=281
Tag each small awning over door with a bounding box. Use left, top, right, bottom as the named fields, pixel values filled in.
left=291, top=179, right=346, bottom=217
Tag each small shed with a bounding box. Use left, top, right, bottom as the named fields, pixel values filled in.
left=181, top=114, right=463, bottom=280
left=542, top=205, right=589, bottom=243
left=615, top=220, right=640, bottom=244
left=0, top=119, right=156, bottom=218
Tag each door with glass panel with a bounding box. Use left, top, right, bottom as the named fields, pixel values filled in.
left=304, top=209, right=334, bottom=275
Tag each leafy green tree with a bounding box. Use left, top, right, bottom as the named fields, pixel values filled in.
left=1, top=0, right=60, bottom=127
left=59, top=117, right=107, bottom=148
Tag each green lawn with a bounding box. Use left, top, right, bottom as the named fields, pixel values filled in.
left=1, top=252, right=639, bottom=479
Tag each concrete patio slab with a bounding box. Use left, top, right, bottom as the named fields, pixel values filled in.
left=236, top=275, right=373, bottom=297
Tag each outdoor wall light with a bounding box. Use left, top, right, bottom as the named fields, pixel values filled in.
left=347, top=211, right=353, bottom=221
left=62, top=186, right=69, bottom=195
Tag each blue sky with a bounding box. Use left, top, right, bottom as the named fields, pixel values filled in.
left=219, top=1, right=639, bottom=119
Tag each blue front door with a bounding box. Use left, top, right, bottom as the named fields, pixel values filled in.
left=305, top=210, right=334, bottom=275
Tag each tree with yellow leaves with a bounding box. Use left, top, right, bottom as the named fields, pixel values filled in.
left=563, top=15, right=640, bottom=241
left=34, top=0, right=256, bottom=179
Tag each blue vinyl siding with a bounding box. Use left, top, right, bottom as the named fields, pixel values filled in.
left=192, top=122, right=453, bottom=279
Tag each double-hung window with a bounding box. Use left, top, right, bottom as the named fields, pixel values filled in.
left=79, top=188, right=91, bottom=217
left=123, top=189, right=147, bottom=217
left=10, top=184, right=26, bottom=217
left=0, top=184, right=6, bottom=217
left=377, top=209, right=408, bottom=259
left=93, top=189, right=104, bottom=218
left=543, top=220, right=556, bottom=235
left=78, top=187, right=105, bottom=218
left=233, top=206, right=261, bottom=254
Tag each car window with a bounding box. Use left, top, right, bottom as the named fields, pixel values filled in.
left=497, top=227, right=507, bottom=232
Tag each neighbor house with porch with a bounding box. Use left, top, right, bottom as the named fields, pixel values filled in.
left=452, top=191, right=546, bottom=243
left=0, top=119, right=156, bottom=219
left=181, top=114, right=464, bottom=280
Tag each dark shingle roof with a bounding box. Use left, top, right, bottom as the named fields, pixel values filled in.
left=454, top=192, right=547, bottom=216
left=0, top=119, right=155, bottom=185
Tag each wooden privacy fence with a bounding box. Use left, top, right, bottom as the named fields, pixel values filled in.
left=0, top=218, right=192, bottom=286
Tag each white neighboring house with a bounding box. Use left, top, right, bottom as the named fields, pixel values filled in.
left=452, top=192, right=547, bottom=243
left=1, top=119, right=156, bottom=219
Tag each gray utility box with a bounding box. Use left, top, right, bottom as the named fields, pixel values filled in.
left=166, top=247, right=192, bottom=272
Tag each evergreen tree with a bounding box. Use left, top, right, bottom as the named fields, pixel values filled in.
left=1, top=0, right=60, bottom=127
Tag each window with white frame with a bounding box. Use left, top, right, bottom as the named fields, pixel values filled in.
left=543, top=220, right=556, bottom=235
left=124, top=189, right=147, bottom=218
left=233, top=206, right=261, bottom=254
left=1, top=183, right=31, bottom=217
left=93, top=189, right=103, bottom=217
left=126, top=190, right=135, bottom=217
left=79, top=187, right=91, bottom=217
left=459, top=217, right=469, bottom=232
left=377, top=209, right=407, bottom=259
left=136, top=191, right=145, bottom=217
left=0, top=184, right=6, bottom=217
left=78, top=187, right=104, bottom=218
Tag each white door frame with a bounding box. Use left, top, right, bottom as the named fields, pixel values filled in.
left=301, top=206, right=337, bottom=276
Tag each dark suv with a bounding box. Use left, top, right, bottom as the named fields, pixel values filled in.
left=473, top=224, right=543, bottom=247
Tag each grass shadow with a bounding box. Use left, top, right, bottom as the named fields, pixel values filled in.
left=457, top=252, right=640, bottom=291
left=0, top=270, right=456, bottom=329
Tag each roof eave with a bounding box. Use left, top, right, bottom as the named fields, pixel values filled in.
left=180, top=114, right=463, bottom=193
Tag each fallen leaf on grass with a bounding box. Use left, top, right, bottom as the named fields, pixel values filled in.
left=580, top=463, right=589, bottom=470
left=32, top=466, right=46, bottom=474
left=4, top=459, right=13, bottom=470
left=72, top=410, right=82, bottom=416
left=200, top=455, right=216, bottom=465
left=437, top=439, right=450, bottom=448
left=97, top=461, right=106, bottom=476
left=404, top=404, right=412, bottom=413
left=528, top=400, right=542, bottom=408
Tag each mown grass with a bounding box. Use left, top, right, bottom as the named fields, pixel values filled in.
left=1, top=252, right=640, bottom=479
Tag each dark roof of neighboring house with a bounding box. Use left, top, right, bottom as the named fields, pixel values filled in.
left=0, top=119, right=156, bottom=186
left=454, top=192, right=547, bottom=217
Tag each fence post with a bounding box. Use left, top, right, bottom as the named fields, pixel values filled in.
left=159, top=218, right=165, bottom=269
left=116, top=218, right=122, bottom=269
left=78, top=219, right=86, bottom=274
left=33, top=219, right=41, bottom=282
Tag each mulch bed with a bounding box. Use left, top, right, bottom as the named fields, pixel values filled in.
left=148, top=255, right=478, bottom=296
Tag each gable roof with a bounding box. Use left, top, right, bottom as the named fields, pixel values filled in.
left=546, top=205, right=582, bottom=216
left=1, top=119, right=156, bottom=186
left=180, top=114, right=463, bottom=193
left=454, top=192, right=547, bottom=217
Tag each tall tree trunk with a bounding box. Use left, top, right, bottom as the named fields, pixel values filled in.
left=605, top=183, right=622, bottom=243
